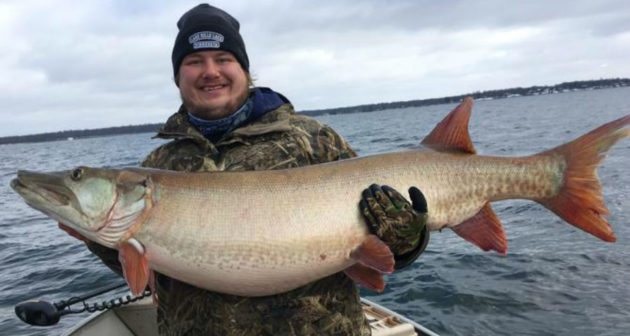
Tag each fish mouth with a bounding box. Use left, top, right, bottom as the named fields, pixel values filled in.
left=11, top=170, right=72, bottom=207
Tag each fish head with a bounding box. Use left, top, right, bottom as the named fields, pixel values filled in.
left=11, top=166, right=150, bottom=247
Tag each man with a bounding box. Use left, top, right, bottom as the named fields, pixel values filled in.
left=82, top=4, right=429, bottom=335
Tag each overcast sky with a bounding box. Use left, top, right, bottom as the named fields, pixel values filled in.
left=2, top=0, right=630, bottom=136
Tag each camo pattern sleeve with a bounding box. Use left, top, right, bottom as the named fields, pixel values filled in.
left=217, top=104, right=357, bottom=171
left=141, top=139, right=221, bottom=172
left=141, top=110, right=222, bottom=172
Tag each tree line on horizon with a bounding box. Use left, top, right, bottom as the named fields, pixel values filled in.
left=300, top=78, right=630, bottom=116
left=2, top=78, right=628, bottom=145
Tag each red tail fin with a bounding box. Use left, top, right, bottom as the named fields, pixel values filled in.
left=538, top=115, right=630, bottom=242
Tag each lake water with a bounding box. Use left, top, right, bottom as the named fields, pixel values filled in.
left=1, top=87, right=629, bottom=335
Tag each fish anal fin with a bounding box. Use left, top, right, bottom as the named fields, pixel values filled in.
left=421, top=97, right=476, bottom=154
left=344, top=263, right=386, bottom=292
left=452, top=204, right=507, bottom=254
left=349, top=234, right=395, bottom=274
left=118, top=238, right=150, bottom=296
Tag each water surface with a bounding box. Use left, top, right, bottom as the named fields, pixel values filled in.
left=1, top=87, right=629, bottom=335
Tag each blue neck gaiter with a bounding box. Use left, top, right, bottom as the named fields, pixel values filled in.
left=187, top=87, right=289, bottom=142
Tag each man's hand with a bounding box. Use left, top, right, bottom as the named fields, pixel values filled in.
left=359, top=184, right=429, bottom=269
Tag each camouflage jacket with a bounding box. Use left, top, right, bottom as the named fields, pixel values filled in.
left=88, top=101, right=374, bottom=335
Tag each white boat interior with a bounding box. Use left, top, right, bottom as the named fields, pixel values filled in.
left=63, top=297, right=439, bottom=336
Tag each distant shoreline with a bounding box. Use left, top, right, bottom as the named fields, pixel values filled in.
left=2, top=78, right=628, bottom=145
left=299, top=78, right=630, bottom=116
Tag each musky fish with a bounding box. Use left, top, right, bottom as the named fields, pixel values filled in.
left=11, top=98, right=629, bottom=297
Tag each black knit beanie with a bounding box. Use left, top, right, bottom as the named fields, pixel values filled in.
left=172, top=4, right=249, bottom=78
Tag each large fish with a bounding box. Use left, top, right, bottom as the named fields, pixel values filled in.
left=11, top=98, right=629, bottom=297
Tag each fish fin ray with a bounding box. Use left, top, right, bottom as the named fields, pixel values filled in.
left=452, top=204, right=507, bottom=254
left=421, top=97, right=476, bottom=154
left=349, top=234, right=395, bottom=274
left=538, top=114, right=630, bottom=242
left=344, top=263, right=386, bottom=292
left=119, top=238, right=150, bottom=296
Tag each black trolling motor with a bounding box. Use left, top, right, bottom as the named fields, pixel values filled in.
left=14, top=282, right=151, bottom=326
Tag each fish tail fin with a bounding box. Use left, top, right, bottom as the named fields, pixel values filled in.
left=538, top=114, right=630, bottom=242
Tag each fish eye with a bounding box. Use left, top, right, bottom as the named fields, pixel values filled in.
left=71, top=168, right=84, bottom=181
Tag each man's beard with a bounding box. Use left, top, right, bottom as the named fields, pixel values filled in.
left=180, top=92, right=222, bottom=121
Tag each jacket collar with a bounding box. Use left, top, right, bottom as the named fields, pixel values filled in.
left=153, top=89, right=293, bottom=146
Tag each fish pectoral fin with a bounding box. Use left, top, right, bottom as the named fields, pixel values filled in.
left=451, top=203, right=507, bottom=254
left=344, top=263, right=386, bottom=292
left=118, top=238, right=150, bottom=296
left=349, top=234, right=395, bottom=273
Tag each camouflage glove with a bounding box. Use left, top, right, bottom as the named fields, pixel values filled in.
left=359, top=184, right=429, bottom=270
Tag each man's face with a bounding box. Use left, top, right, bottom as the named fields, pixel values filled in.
left=178, top=50, right=249, bottom=120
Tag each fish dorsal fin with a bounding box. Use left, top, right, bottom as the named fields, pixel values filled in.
left=421, top=97, right=476, bottom=154
left=119, top=238, right=150, bottom=296
left=349, top=234, right=395, bottom=273
left=451, top=203, right=507, bottom=254
left=344, top=263, right=386, bottom=292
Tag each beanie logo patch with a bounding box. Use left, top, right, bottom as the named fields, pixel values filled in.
left=188, top=31, right=225, bottom=50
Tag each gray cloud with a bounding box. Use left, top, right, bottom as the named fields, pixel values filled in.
left=2, top=0, right=630, bottom=136
left=243, top=0, right=630, bottom=34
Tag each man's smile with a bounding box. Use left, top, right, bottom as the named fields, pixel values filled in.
left=200, top=84, right=228, bottom=92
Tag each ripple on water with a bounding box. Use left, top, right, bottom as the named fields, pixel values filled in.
left=3, top=89, right=630, bottom=335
